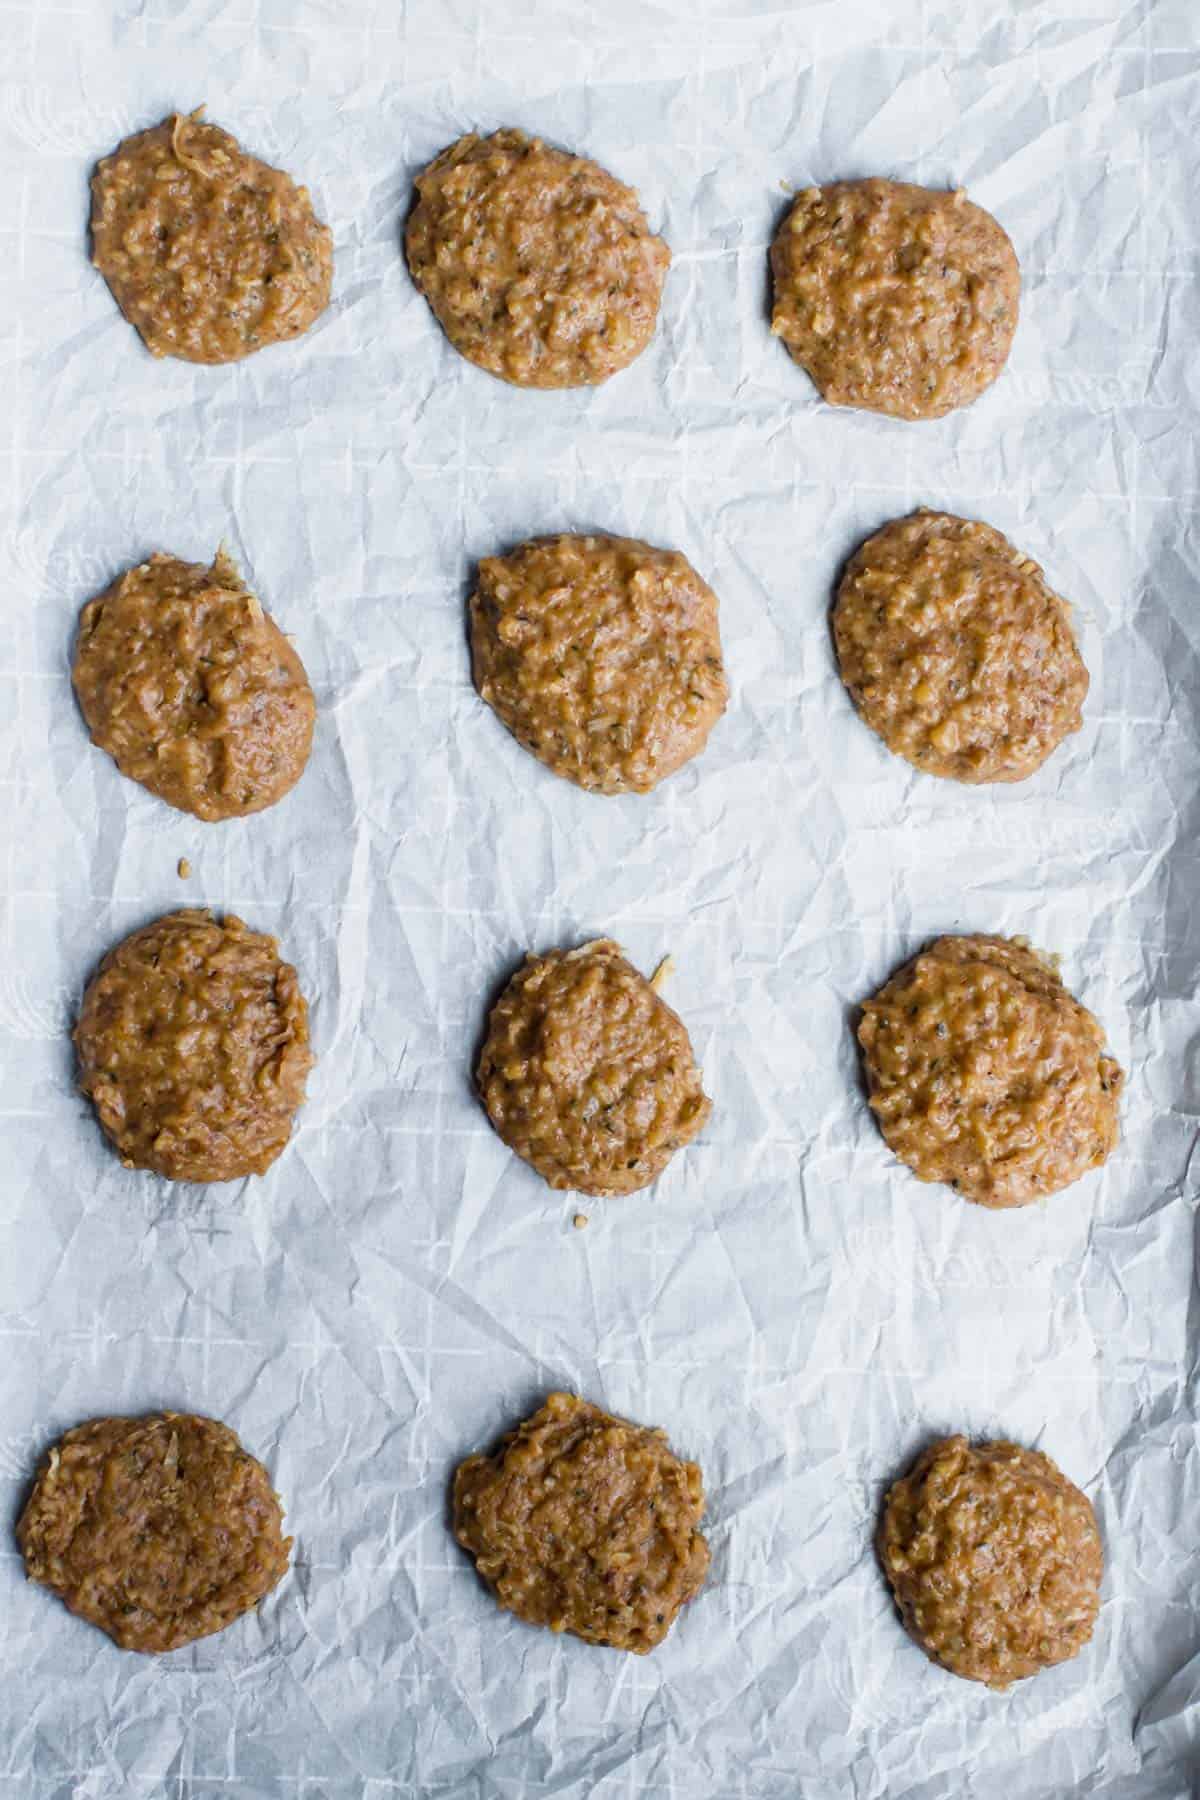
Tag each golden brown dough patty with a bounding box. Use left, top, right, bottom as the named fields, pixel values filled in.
left=91, top=110, right=332, bottom=363
left=878, top=1436, right=1102, bottom=1688
left=833, top=511, right=1088, bottom=784
left=18, top=1412, right=291, bottom=1653
left=73, top=550, right=315, bottom=822
left=74, top=909, right=314, bottom=1183
left=471, top=533, right=728, bottom=794
left=858, top=935, right=1122, bottom=1209
left=454, top=1392, right=710, bottom=1654
left=770, top=179, right=1019, bottom=420
left=477, top=939, right=711, bottom=1196
left=406, top=129, right=670, bottom=388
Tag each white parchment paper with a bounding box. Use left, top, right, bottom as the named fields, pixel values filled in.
left=2, top=2, right=1199, bottom=1795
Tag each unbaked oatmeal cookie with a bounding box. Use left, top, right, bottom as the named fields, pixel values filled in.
left=858, top=934, right=1122, bottom=1208
left=406, top=129, right=670, bottom=387
left=454, top=1392, right=710, bottom=1653
left=73, top=549, right=315, bottom=821
left=833, top=511, right=1087, bottom=783
left=74, top=909, right=314, bottom=1183
left=18, top=1411, right=291, bottom=1652
left=770, top=179, right=1019, bottom=420
left=91, top=110, right=332, bottom=363
left=477, top=939, right=710, bottom=1195
left=878, top=1435, right=1103, bottom=1688
left=471, top=533, right=727, bottom=793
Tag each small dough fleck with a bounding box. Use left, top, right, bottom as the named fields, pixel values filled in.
left=572, top=1211, right=589, bottom=1230
left=406, top=129, right=670, bottom=388
left=834, top=511, right=1088, bottom=783
left=177, top=857, right=192, bottom=879
left=74, top=908, right=314, bottom=1183
left=454, top=1392, right=709, bottom=1653
left=91, top=110, right=333, bottom=363
left=471, top=534, right=727, bottom=794
left=878, top=1435, right=1102, bottom=1688
left=477, top=939, right=711, bottom=1196
left=73, top=549, right=315, bottom=822
left=18, top=1411, right=291, bottom=1652
left=858, top=934, right=1123, bottom=1208
left=770, top=179, right=1019, bottom=420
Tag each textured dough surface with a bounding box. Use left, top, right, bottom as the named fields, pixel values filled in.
left=18, top=1412, right=291, bottom=1653
left=406, top=129, right=670, bottom=388
left=834, top=511, right=1088, bottom=783
left=471, top=533, right=727, bottom=793
left=74, top=909, right=314, bottom=1183
left=858, top=934, right=1122, bottom=1208
left=454, top=1392, right=710, bottom=1653
left=878, top=1436, right=1103, bottom=1688
left=91, top=111, right=332, bottom=363
left=770, top=179, right=1019, bottom=420
left=477, top=939, right=710, bottom=1195
left=73, top=549, right=315, bottom=821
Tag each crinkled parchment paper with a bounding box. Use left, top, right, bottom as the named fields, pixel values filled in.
left=1, top=2, right=1198, bottom=1795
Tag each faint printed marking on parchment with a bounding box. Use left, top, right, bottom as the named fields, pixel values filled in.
left=0, top=975, right=70, bottom=1041
left=7, top=524, right=118, bottom=609
left=1, top=83, right=131, bottom=156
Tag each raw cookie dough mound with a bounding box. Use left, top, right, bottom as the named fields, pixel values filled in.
left=471, top=533, right=728, bottom=794
left=74, top=909, right=314, bottom=1183
left=454, top=1392, right=710, bottom=1653
left=406, top=129, right=670, bottom=388
left=878, top=1435, right=1102, bottom=1688
left=833, top=511, right=1088, bottom=783
left=477, top=939, right=711, bottom=1195
left=73, top=549, right=315, bottom=821
left=858, top=935, right=1123, bottom=1209
left=91, top=110, right=333, bottom=363
left=770, top=180, right=1019, bottom=420
left=18, top=1411, right=291, bottom=1652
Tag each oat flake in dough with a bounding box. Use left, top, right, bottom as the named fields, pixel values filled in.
left=878, top=1435, right=1103, bottom=1688
left=406, top=128, right=670, bottom=388
left=858, top=934, right=1123, bottom=1208
left=18, top=1412, right=291, bottom=1653
left=471, top=533, right=728, bottom=794
left=833, top=510, right=1088, bottom=784
left=90, top=110, right=332, bottom=364
left=770, top=179, right=1019, bottom=420
left=454, top=1392, right=710, bottom=1654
